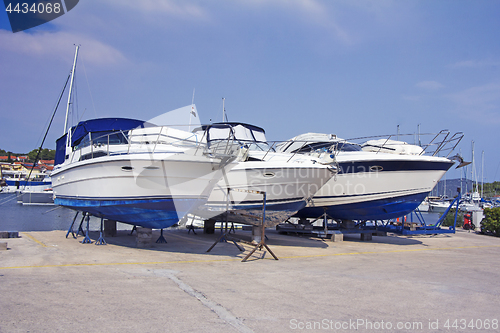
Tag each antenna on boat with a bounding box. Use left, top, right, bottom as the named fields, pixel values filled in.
left=188, top=88, right=196, bottom=132
left=64, top=44, right=79, bottom=134
left=418, top=124, right=421, bottom=146
left=222, top=97, right=226, bottom=123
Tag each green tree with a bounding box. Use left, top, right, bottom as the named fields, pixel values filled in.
left=481, top=207, right=500, bottom=237
left=27, top=149, right=38, bottom=161
left=27, top=148, right=56, bottom=162
left=440, top=208, right=464, bottom=227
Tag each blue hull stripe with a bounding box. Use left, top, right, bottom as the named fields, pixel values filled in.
left=54, top=197, right=205, bottom=229
left=337, top=160, right=453, bottom=174
left=6, top=180, right=50, bottom=186
left=296, top=192, right=429, bottom=221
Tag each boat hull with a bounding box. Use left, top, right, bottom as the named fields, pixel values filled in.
left=296, top=157, right=454, bottom=221
left=52, top=153, right=224, bottom=229
left=18, top=190, right=54, bottom=205
left=55, top=196, right=205, bottom=229
left=194, top=164, right=334, bottom=227
left=296, top=191, right=429, bottom=221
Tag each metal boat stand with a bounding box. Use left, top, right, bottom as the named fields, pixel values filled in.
left=187, top=215, right=197, bottom=234
left=81, top=213, right=92, bottom=244
left=241, top=192, right=278, bottom=262
left=76, top=213, right=87, bottom=237
left=65, top=211, right=80, bottom=239
left=376, top=191, right=462, bottom=235
left=129, top=226, right=137, bottom=236
left=95, top=217, right=107, bottom=245
left=187, top=224, right=197, bottom=234
left=66, top=212, right=87, bottom=239
left=207, top=231, right=245, bottom=252
left=206, top=190, right=278, bottom=261
left=156, top=229, right=167, bottom=243
left=207, top=187, right=245, bottom=253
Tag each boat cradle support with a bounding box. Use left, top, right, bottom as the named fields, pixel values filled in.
left=206, top=189, right=278, bottom=262
left=66, top=212, right=109, bottom=245
left=376, top=192, right=461, bottom=235
left=276, top=212, right=376, bottom=241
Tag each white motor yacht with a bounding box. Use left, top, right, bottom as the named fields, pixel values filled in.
left=191, top=123, right=336, bottom=227
left=52, top=117, right=237, bottom=229
left=276, top=132, right=460, bottom=221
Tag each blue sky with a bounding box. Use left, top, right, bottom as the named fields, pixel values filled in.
left=1, top=0, right=499, bottom=183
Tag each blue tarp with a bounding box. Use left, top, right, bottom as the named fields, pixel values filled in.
left=55, top=118, right=147, bottom=165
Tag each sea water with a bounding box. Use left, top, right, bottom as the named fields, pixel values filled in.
left=1, top=192, right=444, bottom=232
left=0, top=193, right=131, bottom=232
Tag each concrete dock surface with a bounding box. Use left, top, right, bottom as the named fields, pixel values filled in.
left=1, top=228, right=499, bottom=332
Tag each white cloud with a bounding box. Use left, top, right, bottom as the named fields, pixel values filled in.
left=415, top=81, right=445, bottom=91
left=0, top=30, right=128, bottom=66
left=237, top=0, right=353, bottom=44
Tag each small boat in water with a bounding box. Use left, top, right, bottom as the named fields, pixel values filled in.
left=191, top=123, right=336, bottom=227
left=1, top=172, right=51, bottom=193
left=428, top=197, right=452, bottom=213
left=17, top=188, right=54, bottom=205
left=276, top=132, right=461, bottom=221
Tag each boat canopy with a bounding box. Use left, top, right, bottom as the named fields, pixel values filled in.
left=197, top=122, right=267, bottom=144
left=55, top=118, right=148, bottom=165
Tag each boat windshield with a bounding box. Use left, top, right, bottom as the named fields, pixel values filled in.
left=291, top=141, right=362, bottom=153
left=74, top=131, right=129, bottom=150
left=203, top=123, right=273, bottom=152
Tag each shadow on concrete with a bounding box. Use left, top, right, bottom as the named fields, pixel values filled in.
left=68, top=226, right=436, bottom=260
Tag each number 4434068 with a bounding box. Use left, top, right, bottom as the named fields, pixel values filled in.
left=444, top=319, right=498, bottom=330
left=5, top=2, right=62, bottom=14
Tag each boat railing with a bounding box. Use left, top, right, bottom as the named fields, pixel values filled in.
left=206, top=137, right=276, bottom=161
left=73, top=126, right=210, bottom=162
left=126, top=126, right=205, bottom=153
left=347, top=130, right=464, bottom=157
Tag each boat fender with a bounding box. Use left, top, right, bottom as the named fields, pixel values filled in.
left=320, top=153, right=336, bottom=165
left=236, top=146, right=249, bottom=162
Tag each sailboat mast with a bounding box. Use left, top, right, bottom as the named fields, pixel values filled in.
left=482, top=150, right=484, bottom=198
left=472, top=140, right=478, bottom=193
left=64, top=45, right=79, bottom=134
